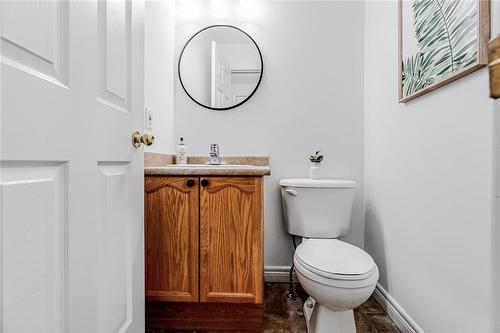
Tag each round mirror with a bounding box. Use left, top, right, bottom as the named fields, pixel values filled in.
left=178, top=25, right=263, bottom=111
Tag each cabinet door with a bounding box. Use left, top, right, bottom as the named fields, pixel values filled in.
left=200, top=177, right=263, bottom=304
left=145, top=176, right=199, bottom=302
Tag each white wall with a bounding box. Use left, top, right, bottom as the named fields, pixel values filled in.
left=496, top=98, right=500, bottom=333
left=174, top=0, right=365, bottom=268
left=364, top=1, right=500, bottom=332
left=145, top=0, right=176, bottom=154
left=178, top=31, right=212, bottom=105
left=493, top=3, right=500, bottom=330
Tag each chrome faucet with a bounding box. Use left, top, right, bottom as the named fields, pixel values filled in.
left=207, top=144, right=223, bottom=165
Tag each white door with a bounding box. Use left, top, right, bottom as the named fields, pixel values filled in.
left=1, top=1, right=145, bottom=332
left=211, top=41, right=232, bottom=108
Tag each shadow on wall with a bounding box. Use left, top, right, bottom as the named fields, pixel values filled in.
left=365, top=209, right=388, bottom=289
left=275, top=186, right=297, bottom=264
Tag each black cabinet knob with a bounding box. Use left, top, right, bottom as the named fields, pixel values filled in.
left=201, top=179, right=209, bottom=187
left=186, top=179, right=195, bottom=187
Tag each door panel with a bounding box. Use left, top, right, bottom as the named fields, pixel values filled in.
left=200, top=177, right=263, bottom=304
left=97, top=0, right=131, bottom=112
left=0, top=0, right=69, bottom=86
left=0, top=162, right=68, bottom=332
left=1, top=0, right=146, bottom=332
left=97, top=162, right=135, bottom=333
left=145, top=177, right=199, bottom=302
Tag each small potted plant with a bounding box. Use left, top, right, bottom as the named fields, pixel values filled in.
left=309, top=150, right=324, bottom=179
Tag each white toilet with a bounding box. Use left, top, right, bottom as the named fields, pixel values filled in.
left=280, top=178, right=379, bottom=333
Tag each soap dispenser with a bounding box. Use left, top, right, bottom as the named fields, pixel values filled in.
left=176, top=137, right=188, bottom=164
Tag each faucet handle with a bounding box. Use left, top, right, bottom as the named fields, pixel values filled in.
left=210, top=144, right=219, bottom=154
left=207, top=144, right=222, bottom=165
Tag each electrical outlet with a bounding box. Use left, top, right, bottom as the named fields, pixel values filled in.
left=145, top=107, right=153, bottom=130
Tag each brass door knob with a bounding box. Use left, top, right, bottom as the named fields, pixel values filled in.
left=132, top=130, right=155, bottom=148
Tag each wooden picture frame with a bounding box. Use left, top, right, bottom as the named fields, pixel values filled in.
left=489, top=35, right=500, bottom=99
left=398, top=0, right=490, bottom=103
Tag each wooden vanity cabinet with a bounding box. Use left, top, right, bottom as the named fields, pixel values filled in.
left=145, top=175, right=264, bottom=330
left=145, top=176, right=199, bottom=302
left=200, top=177, right=263, bottom=304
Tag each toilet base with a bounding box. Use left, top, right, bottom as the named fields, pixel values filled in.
left=303, top=297, right=356, bottom=333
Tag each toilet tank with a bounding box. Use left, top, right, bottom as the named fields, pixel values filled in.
left=280, top=178, right=356, bottom=238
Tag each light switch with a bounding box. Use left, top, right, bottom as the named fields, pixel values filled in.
left=145, top=107, right=153, bottom=130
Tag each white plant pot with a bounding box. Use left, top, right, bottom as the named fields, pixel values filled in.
left=309, top=162, right=321, bottom=179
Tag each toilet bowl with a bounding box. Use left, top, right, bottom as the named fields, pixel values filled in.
left=294, top=239, right=379, bottom=333
left=279, top=178, right=379, bottom=333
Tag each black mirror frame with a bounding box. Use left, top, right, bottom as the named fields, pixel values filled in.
left=178, top=25, right=264, bottom=111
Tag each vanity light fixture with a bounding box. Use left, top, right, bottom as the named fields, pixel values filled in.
left=211, top=0, right=227, bottom=16
left=177, top=0, right=199, bottom=17
left=239, top=0, right=256, bottom=16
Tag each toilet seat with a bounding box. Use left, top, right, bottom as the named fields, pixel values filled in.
left=294, top=239, right=378, bottom=288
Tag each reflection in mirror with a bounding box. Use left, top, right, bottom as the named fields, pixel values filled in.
left=179, top=25, right=263, bottom=110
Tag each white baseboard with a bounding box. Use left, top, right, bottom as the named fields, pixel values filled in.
left=264, top=265, right=298, bottom=283
left=373, top=283, right=424, bottom=333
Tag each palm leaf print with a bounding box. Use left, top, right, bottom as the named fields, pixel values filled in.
left=402, top=0, right=478, bottom=97
left=402, top=50, right=439, bottom=97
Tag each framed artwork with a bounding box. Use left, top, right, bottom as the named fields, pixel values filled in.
left=399, top=0, right=490, bottom=103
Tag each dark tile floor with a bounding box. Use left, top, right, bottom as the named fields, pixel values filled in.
left=147, top=282, right=401, bottom=333
left=263, top=283, right=400, bottom=333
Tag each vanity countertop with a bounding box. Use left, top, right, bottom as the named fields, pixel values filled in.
left=144, top=153, right=271, bottom=176
left=145, top=165, right=271, bottom=176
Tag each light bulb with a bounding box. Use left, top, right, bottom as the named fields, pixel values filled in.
left=240, top=0, right=256, bottom=16
left=211, top=0, right=227, bottom=16
left=178, top=0, right=199, bottom=17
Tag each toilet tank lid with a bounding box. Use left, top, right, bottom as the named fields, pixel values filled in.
left=279, top=178, right=356, bottom=188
